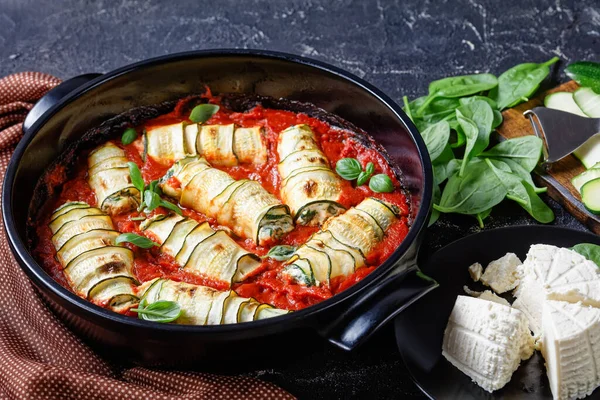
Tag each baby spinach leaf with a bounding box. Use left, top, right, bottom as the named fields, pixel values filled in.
left=434, top=158, right=461, bottom=185
left=571, top=243, right=600, bottom=266
left=434, top=158, right=507, bottom=215
left=456, top=111, right=480, bottom=177
left=492, top=110, right=503, bottom=128
left=565, top=61, right=600, bottom=94
left=456, top=100, right=494, bottom=176
left=131, top=300, right=181, bottom=323
left=492, top=157, right=546, bottom=194
left=421, top=121, right=451, bottom=162
left=403, top=96, right=414, bottom=122
left=485, top=159, right=554, bottom=223
left=490, top=57, right=559, bottom=110
left=480, top=136, right=543, bottom=172
left=429, top=184, right=441, bottom=227
left=475, top=208, right=492, bottom=228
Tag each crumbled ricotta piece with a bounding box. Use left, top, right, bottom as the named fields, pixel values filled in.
left=463, top=285, right=482, bottom=297
left=480, top=253, right=522, bottom=293
left=442, top=296, right=534, bottom=393
left=513, top=244, right=600, bottom=339
left=468, top=262, right=483, bottom=282
left=463, top=286, right=510, bottom=306
left=542, top=300, right=600, bottom=400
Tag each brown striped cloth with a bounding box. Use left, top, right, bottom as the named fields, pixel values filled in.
left=0, top=72, right=294, bottom=400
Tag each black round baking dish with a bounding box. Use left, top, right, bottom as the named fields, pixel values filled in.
left=3, top=49, right=434, bottom=367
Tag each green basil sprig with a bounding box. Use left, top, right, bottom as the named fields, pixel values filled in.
left=116, top=233, right=159, bottom=249
left=189, top=104, right=220, bottom=123
left=127, top=162, right=183, bottom=216
left=336, top=158, right=363, bottom=180
left=369, top=174, right=394, bottom=193
left=336, top=158, right=392, bottom=191
left=263, top=245, right=297, bottom=261
left=565, top=61, right=600, bottom=94
left=131, top=299, right=181, bottom=323
left=121, top=128, right=138, bottom=145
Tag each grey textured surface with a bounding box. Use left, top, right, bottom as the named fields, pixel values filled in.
left=1, top=0, right=598, bottom=398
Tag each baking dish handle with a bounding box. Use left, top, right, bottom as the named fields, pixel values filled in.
left=319, top=265, right=438, bottom=351
left=22, top=73, right=102, bottom=136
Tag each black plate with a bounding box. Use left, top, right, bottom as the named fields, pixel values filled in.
left=395, top=225, right=600, bottom=399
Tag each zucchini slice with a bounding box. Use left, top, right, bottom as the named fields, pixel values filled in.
left=284, top=256, right=315, bottom=286
left=88, top=276, right=138, bottom=313
left=160, top=156, right=211, bottom=198
left=56, top=229, right=119, bottom=266
left=145, top=122, right=187, bottom=164
left=255, top=305, right=290, bottom=320
left=206, top=291, right=232, bottom=325
left=233, top=126, right=267, bottom=165
left=87, top=142, right=140, bottom=214
left=221, top=292, right=251, bottom=325
left=175, top=222, right=215, bottom=265
left=198, top=124, right=238, bottom=167
left=572, top=167, right=600, bottom=193
left=49, top=206, right=104, bottom=234
left=51, top=202, right=90, bottom=221
left=581, top=178, right=600, bottom=214
left=296, top=244, right=331, bottom=284
left=238, top=301, right=260, bottom=322
left=141, top=214, right=185, bottom=243
left=52, top=215, right=114, bottom=249
left=309, top=239, right=355, bottom=279
left=184, top=123, right=200, bottom=155
left=161, top=219, right=198, bottom=256
left=311, top=230, right=365, bottom=268
left=277, top=125, right=343, bottom=225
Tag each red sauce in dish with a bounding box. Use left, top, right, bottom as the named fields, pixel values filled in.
left=32, top=95, right=411, bottom=311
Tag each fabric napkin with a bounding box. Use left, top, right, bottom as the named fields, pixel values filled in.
left=0, top=72, right=294, bottom=400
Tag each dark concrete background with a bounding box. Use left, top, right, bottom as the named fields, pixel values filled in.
left=1, top=0, right=598, bottom=398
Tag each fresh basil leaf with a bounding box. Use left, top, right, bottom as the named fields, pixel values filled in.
left=434, top=158, right=508, bottom=214
left=144, top=190, right=161, bottom=211
left=490, top=57, right=559, bottom=110
left=485, top=159, right=554, bottom=223
left=365, top=162, right=375, bottom=176
left=127, top=162, right=145, bottom=193
left=121, top=128, right=138, bottom=145
left=336, top=158, right=363, bottom=180
left=115, top=233, right=159, bottom=249
left=264, top=245, right=297, bottom=261
left=357, top=171, right=371, bottom=186
left=565, top=61, right=600, bottom=94
left=131, top=300, right=181, bottom=323
left=421, top=121, right=451, bottom=162
left=571, top=243, right=600, bottom=266
left=480, top=136, right=543, bottom=172
left=147, top=179, right=160, bottom=193
left=189, top=104, right=219, bottom=124
left=369, top=174, right=394, bottom=193
left=160, top=200, right=183, bottom=215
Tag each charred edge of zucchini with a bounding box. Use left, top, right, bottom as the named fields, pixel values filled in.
left=370, top=197, right=401, bottom=217
left=100, top=187, right=141, bottom=210
left=64, top=245, right=134, bottom=272
left=109, top=294, right=140, bottom=312
left=257, top=204, right=294, bottom=244
left=56, top=228, right=119, bottom=255
left=294, top=200, right=346, bottom=226
left=139, top=213, right=170, bottom=231
left=281, top=166, right=330, bottom=187
left=51, top=214, right=112, bottom=242
left=278, top=148, right=325, bottom=166
left=354, top=208, right=384, bottom=239
left=87, top=275, right=140, bottom=300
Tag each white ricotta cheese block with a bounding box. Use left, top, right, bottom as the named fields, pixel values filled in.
left=481, top=253, right=522, bottom=293
left=468, top=262, right=483, bottom=282
left=542, top=300, right=600, bottom=400
left=514, top=244, right=600, bottom=338
left=442, top=296, right=534, bottom=392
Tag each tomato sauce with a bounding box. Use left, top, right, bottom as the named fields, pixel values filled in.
left=32, top=94, right=411, bottom=311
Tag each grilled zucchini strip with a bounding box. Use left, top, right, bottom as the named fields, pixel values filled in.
left=145, top=122, right=267, bottom=166
left=137, top=278, right=289, bottom=325
left=277, top=124, right=345, bottom=226
left=141, top=214, right=261, bottom=286
left=88, top=142, right=140, bottom=215
left=49, top=202, right=138, bottom=312
left=283, top=198, right=399, bottom=286
left=160, top=156, right=294, bottom=245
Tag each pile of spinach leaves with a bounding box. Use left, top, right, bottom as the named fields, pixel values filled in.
left=404, top=58, right=559, bottom=227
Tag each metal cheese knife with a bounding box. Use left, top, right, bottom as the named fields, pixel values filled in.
left=524, top=107, right=600, bottom=165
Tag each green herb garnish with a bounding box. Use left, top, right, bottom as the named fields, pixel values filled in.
left=189, top=104, right=220, bottom=123
left=335, top=158, right=363, bottom=180
left=121, top=128, right=138, bottom=145
left=126, top=167, right=183, bottom=216
left=131, top=300, right=181, bottom=323
left=115, top=233, right=159, bottom=249
left=369, top=174, right=394, bottom=193
left=263, top=245, right=297, bottom=261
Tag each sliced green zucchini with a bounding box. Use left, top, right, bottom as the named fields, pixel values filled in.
left=277, top=124, right=319, bottom=160
left=138, top=278, right=164, bottom=304
left=52, top=215, right=114, bottom=249
left=145, top=122, right=187, bottom=164
left=56, top=229, right=119, bottom=266
left=161, top=219, right=198, bottom=257
left=184, top=123, right=199, bottom=155
left=209, top=179, right=248, bottom=217
left=155, top=279, right=214, bottom=325
left=88, top=276, right=138, bottom=313
left=222, top=292, right=252, bottom=324
left=49, top=206, right=104, bottom=234
left=281, top=166, right=330, bottom=188
left=51, top=202, right=90, bottom=220
left=294, top=200, right=346, bottom=226
left=311, top=230, right=365, bottom=268
left=89, top=156, right=129, bottom=177
left=284, top=256, right=315, bottom=286
left=582, top=177, right=600, bottom=214
left=100, top=187, right=140, bottom=215
left=159, top=156, right=210, bottom=198
left=255, top=305, right=290, bottom=320
left=180, top=168, right=235, bottom=214
left=238, top=301, right=260, bottom=322
left=573, top=87, right=600, bottom=118
left=572, top=167, right=600, bottom=193
left=233, top=126, right=267, bottom=165
left=294, top=244, right=331, bottom=284
left=309, top=239, right=355, bottom=279
left=140, top=214, right=184, bottom=243
left=174, top=222, right=215, bottom=265
left=88, top=142, right=124, bottom=168
left=323, top=209, right=381, bottom=254
left=278, top=149, right=329, bottom=179
left=206, top=291, right=232, bottom=325
left=544, top=92, right=587, bottom=116
left=198, top=124, right=238, bottom=167
left=64, top=246, right=134, bottom=297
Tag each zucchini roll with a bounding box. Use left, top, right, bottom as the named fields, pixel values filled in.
left=140, top=214, right=262, bottom=286
left=283, top=198, right=399, bottom=286
left=138, top=278, right=289, bottom=325
left=145, top=122, right=267, bottom=166
left=49, top=202, right=138, bottom=312
left=277, top=124, right=345, bottom=226
left=88, top=142, right=140, bottom=215
left=160, top=156, right=294, bottom=246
